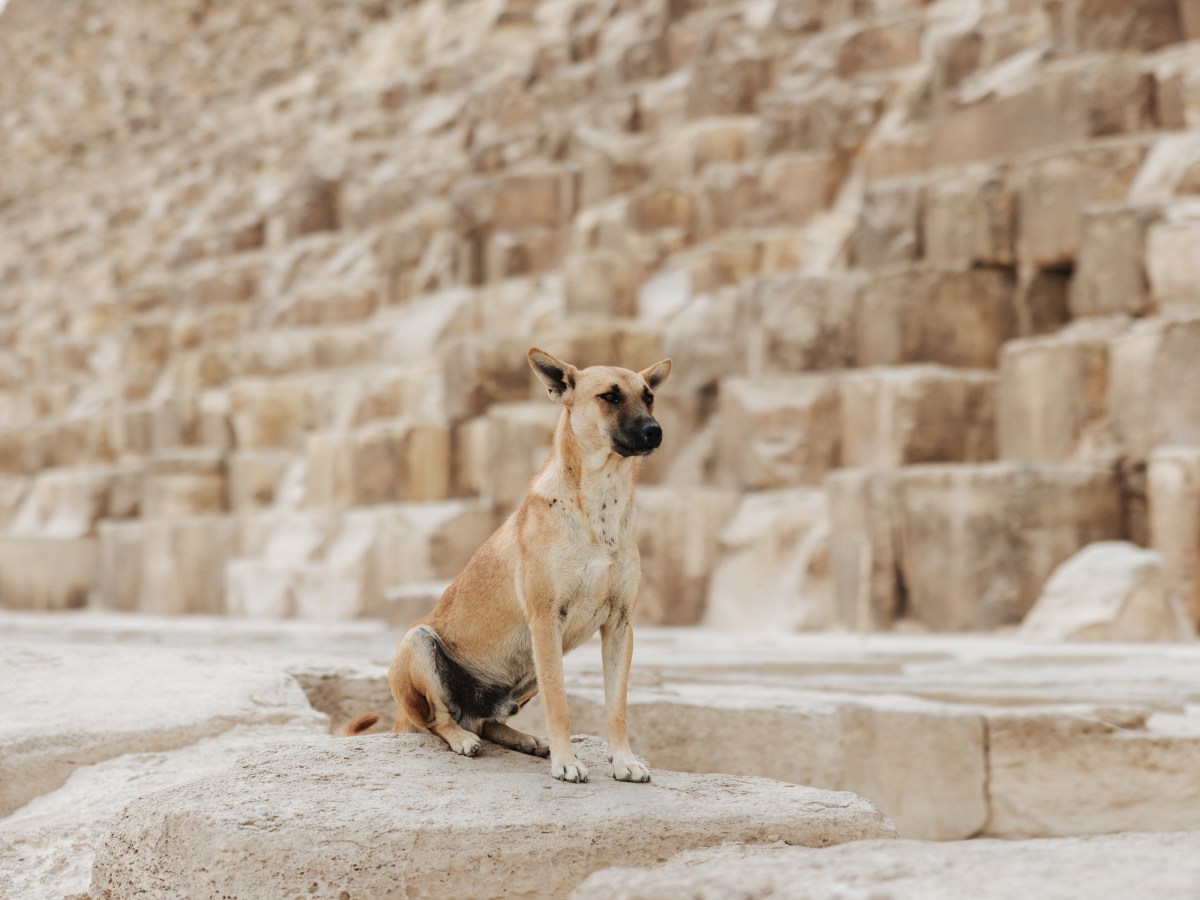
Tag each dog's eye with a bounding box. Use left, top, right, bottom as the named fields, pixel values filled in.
left=643, top=390, right=654, bottom=407
left=598, top=391, right=621, bottom=405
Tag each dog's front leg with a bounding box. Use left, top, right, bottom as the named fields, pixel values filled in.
left=600, top=607, right=650, bottom=783
left=529, top=612, right=588, bottom=783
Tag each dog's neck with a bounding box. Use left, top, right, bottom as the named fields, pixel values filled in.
left=533, top=409, right=639, bottom=546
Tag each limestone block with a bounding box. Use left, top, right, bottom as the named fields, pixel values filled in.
left=1015, top=141, right=1151, bottom=270
left=563, top=249, right=644, bottom=318
left=988, top=711, right=1200, bottom=838
left=1146, top=201, right=1200, bottom=308
left=1149, top=447, right=1200, bottom=625
left=372, top=500, right=499, bottom=589
left=531, top=318, right=663, bottom=375
left=9, top=467, right=117, bottom=538
left=152, top=392, right=233, bottom=453
left=896, top=464, right=1124, bottom=630
left=850, top=178, right=922, bottom=268
left=759, top=152, right=842, bottom=221
left=282, top=175, right=340, bottom=238
left=840, top=366, right=996, bottom=469
left=1108, top=316, right=1200, bottom=461
left=275, top=281, right=380, bottom=328
left=141, top=473, right=225, bottom=519
left=483, top=228, right=561, bottom=282
left=826, top=469, right=902, bottom=630
left=705, top=489, right=832, bottom=631
left=139, top=517, right=238, bottom=615
left=455, top=168, right=577, bottom=232
left=718, top=375, right=842, bottom=490
left=856, top=268, right=1016, bottom=369
left=1021, top=542, right=1194, bottom=642
left=686, top=56, right=768, bottom=117
left=382, top=580, right=450, bottom=627
left=0, top=536, right=97, bottom=610
left=997, top=318, right=1127, bottom=463
left=87, top=735, right=893, bottom=899
left=574, top=833, right=1200, bottom=899
left=230, top=381, right=311, bottom=449
left=441, top=335, right=532, bottom=421
left=465, top=402, right=560, bottom=511
left=737, top=273, right=862, bottom=374
left=228, top=450, right=294, bottom=511
left=625, top=185, right=703, bottom=241
left=636, top=486, right=739, bottom=625
left=305, top=421, right=451, bottom=508
left=645, top=118, right=756, bottom=183
left=921, top=164, right=1015, bottom=268
left=1048, top=0, right=1186, bottom=52
left=96, top=521, right=143, bottom=612
left=1070, top=204, right=1159, bottom=318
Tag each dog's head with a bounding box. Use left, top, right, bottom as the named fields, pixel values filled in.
left=527, top=348, right=672, bottom=458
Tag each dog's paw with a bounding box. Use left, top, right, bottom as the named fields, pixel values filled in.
left=519, top=734, right=551, bottom=758
left=611, top=752, right=651, bottom=783
left=450, top=732, right=482, bottom=757
left=551, top=757, right=589, bottom=783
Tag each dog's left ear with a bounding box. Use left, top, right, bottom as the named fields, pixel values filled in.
left=639, top=358, right=672, bottom=390
left=528, top=348, right=578, bottom=404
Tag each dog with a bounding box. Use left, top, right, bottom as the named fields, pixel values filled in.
left=343, top=347, right=671, bottom=783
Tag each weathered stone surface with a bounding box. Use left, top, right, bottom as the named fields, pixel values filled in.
left=1070, top=205, right=1159, bottom=318
left=0, top=535, right=97, bottom=610
left=839, top=366, right=996, bottom=468
left=573, top=833, right=1200, bottom=900
left=736, top=273, right=862, bottom=374
left=1021, top=542, right=1195, bottom=642
left=895, top=464, right=1124, bottom=630
left=826, top=468, right=901, bottom=630
left=997, top=318, right=1126, bottom=463
left=1146, top=201, right=1200, bottom=308
left=718, top=375, right=842, bottom=490
left=921, top=163, right=1015, bottom=268
left=87, top=735, right=895, bottom=899
left=705, top=489, right=831, bottom=631
left=1149, top=447, right=1200, bottom=626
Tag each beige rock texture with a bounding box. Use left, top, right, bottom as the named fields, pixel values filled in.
left=1149, top=447, right=1200, bottom=625
left=572, top=834, right=1200, bottom=900
left=5, top=0, right=1199, bottom=631
left=1021, top=541, right=1196, bottom=642
left=86, top=734, right=895, bottom=899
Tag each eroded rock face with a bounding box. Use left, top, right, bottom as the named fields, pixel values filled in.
left=87, top=734, right=895, bottom=899
left=572, top=834, right=1200, bottom=900
left=1021, top=541, right=1195, bottom=642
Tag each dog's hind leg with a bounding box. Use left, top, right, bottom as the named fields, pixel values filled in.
left=482, top=721, right=550, bottom=757
left=394, top=626, right=484, bottom=756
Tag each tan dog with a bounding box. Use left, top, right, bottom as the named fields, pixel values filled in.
left=345, top=348, right=671, bottom=783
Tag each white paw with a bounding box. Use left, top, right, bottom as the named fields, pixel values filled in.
left=551, top=757, right=589, bottom=783
left=450, top=732, right=482, bottom=757
left=611, top=752, right=651, bottom=783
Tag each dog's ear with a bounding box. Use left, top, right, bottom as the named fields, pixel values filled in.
left=639, top=358, right=672, bottom=390
left=528, top=348, right=577, bottom=404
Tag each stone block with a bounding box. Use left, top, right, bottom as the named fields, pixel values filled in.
left=563, top=250, right=644, bottom=319
left=462, top=403, right=560, bottom=511
left=1070, top=204, right=1159, bottom=318
left=1021, top=542, right=1194, bottom=642
left=371, top=500, right=505, bottom=593
left=895, top=464, right=1125, bottom=630
left=382, top=581, right=450, bottom=627
left=997, top=318, right=1127, bottom=463
left=440, top=336, right=532, bottom=421
left=455, top=168, right=576, bottom=231
left=305, top=421, right=451, bottom=509
left=530, top=319, right=662, bottom=376
left=705, top=489, right=832, bottom=631
left=139, top=517, right=238, bottom=615
left=1146, top=201, right=1200, bottom=308
left=1148, top=447, right=1200, bottom=625
left=850, top=179, right=922, bottom=268
left=856, top=268, right=1016, bottom=369
left=230, top=382, right=311, bottom=450
left=141, top=474, right=226, bottom=519
left=9, top=467, right=117, bottom=538
left=1048, top=0, right=1185, bottom=53
left=759, top=152, right=842, bottom=222
left=96, top=521, right=143, bottom=612
left=718, top=375, right=842, bottom=490
left=87, top=736, right=893, bottom=899
left=1108, top=315, right=1200, bottom=461
left=988, top=712, right=1200, bottom=838
left=736, top=273, right=861, bottom=375
left=921, top=164, right=1015, bottom=268
left=228, top=451, right=295, bottom=511
left=839, top=366, right=996, bottom=469
left=635, top=486, right=739, bottom=625
left=1015, top=141, right=1151, bottom=270
left=686, top=56, right=769, bottom=117
left=0, top=536, right=97, bottom=610
left=826, top=469, right=902, bottom=630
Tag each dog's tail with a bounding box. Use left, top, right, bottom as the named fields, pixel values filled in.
left=340, top=713, right=382, bottom=737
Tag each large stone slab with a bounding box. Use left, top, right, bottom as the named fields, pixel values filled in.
left=87, top=734, right=895, bottom=899
left=573, top=833, right=1200, bottom=900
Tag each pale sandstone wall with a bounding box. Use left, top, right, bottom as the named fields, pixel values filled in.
left=2, top=0, right=1200, bottom=631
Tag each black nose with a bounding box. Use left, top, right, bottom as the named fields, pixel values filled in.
left=641, top=421, right=662, bottom=449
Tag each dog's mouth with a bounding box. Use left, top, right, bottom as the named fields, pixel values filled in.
left=612, top=436, right=655, bottom=458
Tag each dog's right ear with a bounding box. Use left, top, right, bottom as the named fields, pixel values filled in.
left=528, top=348, right=577, bottom=404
